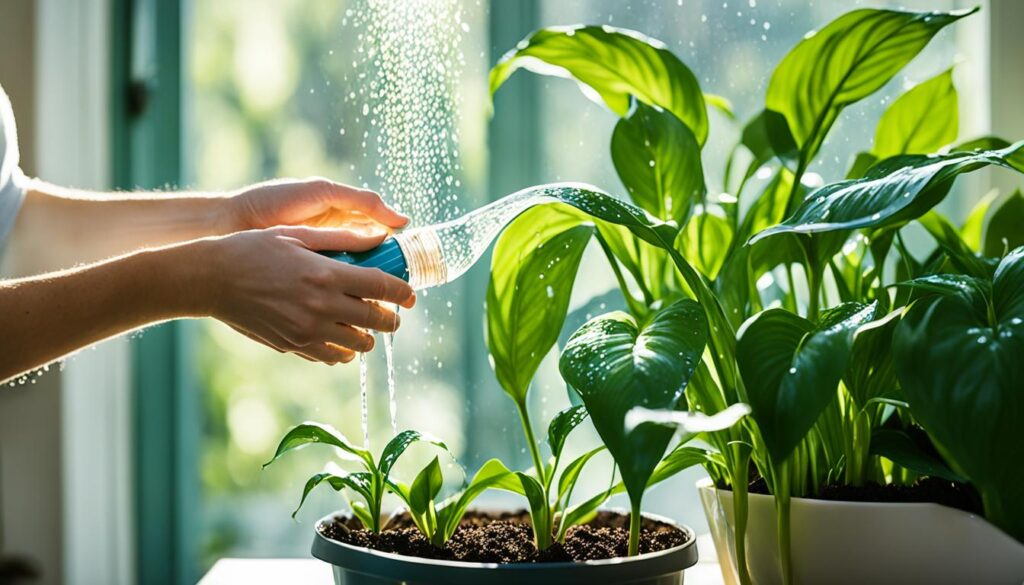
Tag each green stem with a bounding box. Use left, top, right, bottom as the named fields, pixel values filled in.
left=628, top=499, right=642, bottom=557
left=807, top=264, right=822, bottom=322
left=516, top=400, right=547, bottom=484
left=776, top=461, right=794, bottom=585
left=731, top=448, right=754, bottom=585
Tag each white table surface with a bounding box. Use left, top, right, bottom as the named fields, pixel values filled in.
left=198, top=535, right=726, bottom=585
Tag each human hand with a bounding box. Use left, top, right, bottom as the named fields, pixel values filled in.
left=226, top=177, right=408, bottom=236
left=200, top=225, right=416, bottom=364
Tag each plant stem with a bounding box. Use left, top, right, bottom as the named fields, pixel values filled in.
left=516, top=400, right=547, bottom=484
left=775, top=461, right=794, bottom=585
left=731, top=448, right=754, bottom=585
left=807, top=265, right=822, bottom=322
left=628, top=499, right=642, bottom=557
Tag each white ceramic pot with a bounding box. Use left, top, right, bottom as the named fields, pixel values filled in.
left=697, top=478, right=1024, bottom=585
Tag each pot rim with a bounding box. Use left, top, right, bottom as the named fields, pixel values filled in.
left=695, top=477, right=981, bottom=513
left=311, top=507, right=698, bottom=572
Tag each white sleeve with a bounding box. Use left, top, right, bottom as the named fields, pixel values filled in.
left=0, top=84, right=28, bottom=250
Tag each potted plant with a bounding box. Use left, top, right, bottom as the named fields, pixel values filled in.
left=483, top=5, right=1024, bottom=585
left=263, top=5, right=1024, bottom=585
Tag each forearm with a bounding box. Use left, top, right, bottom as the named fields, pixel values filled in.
left=0, top=240, right=213, bottom=383
left=9, top=181, right=240, bottom=272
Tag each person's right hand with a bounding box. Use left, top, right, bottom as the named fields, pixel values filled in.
left=199, top=225, right=416, bottom=364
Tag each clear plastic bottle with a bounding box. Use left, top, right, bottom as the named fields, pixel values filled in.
left=324, top=182, right=597, bottom=289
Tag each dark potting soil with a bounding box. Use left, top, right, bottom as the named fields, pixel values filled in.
left=745, top=476, right=983, bottom=515
left=318, top=509, right=690, bottom=563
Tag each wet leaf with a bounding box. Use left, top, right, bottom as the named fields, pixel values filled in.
left=547, top=405, right=589, bottom=460
left=612, top=100, right=704, bottom=224
left=872, top=69, right=958, bottom=159
left=487, top=204, right=593, bottom=403
left=490, top=25, right=708, bottom=144
left=559, top=300, right=707, bottom=502
left=751, top=142, right=1024, bottom=243
left=263, top=422, right=372, bottom=468
left=737, top=303, right=876, bottom=462
left=895, top=247, right=1024, bottom=541
left=767, top=8, right=975, bottom=158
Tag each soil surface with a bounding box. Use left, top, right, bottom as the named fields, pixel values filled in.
left=318, top=509, right=690, bottom=563
left=745, top=476, right=983, bottom=514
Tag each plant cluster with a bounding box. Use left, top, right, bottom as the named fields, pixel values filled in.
left=265, top=6, right=1023, bottom=583
left=482, top=5, right=1024, bottom=584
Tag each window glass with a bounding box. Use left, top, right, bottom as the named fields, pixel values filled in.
left=183, top=0, right=981, bottom=567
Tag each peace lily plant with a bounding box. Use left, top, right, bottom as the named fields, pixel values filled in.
left=263, top=5, right=1023, bottom=584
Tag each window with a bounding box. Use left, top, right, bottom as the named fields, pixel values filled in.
left=131, top=0, right=985, bottom=579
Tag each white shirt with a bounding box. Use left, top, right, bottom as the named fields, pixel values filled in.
left=0, top=84, right=27, bottom=251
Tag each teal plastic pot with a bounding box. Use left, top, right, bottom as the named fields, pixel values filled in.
left=311, top=510, right=699, bottom=585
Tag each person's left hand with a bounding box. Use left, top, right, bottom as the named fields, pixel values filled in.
left=226, top=177, right=408, bottom=237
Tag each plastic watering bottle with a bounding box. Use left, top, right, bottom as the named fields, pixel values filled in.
left=322, top=182, right=597, bottom=289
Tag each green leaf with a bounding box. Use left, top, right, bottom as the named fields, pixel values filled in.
left=516, top=471, right=553, bottom=549
left=872, top=69, right=958, bottom=159
left=501, top=184, right=743, bottom=403
left=556, top=446, right=605, bottom=503
left=264, top=422, right=372, bottom=468
left=751, top=142, right=1024, bottom=243
left=961, top=190, right=1000, bottom=252
left=895, top=248, right=1024, bottom=540
left=293, top=471, right=372, bottom=519
left=737, top=303, right=876, bottom=462
left=846, top=152, right=879, bottom=180
left=625, top=403, right=751, bottom=436
left=612, top=100, right=704, bottom=224
left=547, top=405, right=589, bottom=460
left=678, top=204, right=733, bottom=280
left=767, top=8, right=975, bottom=158
left=409, top=456, right=444, bottom=515
left=648, top=444, right=725, bottom=487
left=869, top=428, right=965, bottom=483
left=378, top=430, right=449, bottom=480
left=490, top=25, right=708, bottom=144
left=559, top=300, right=708, bottom=502
left=889, top=273, right=988, bottom=297
left=438, top=459, right=519, bottom=542
left=348, top=499, right=375, bottom=530
left=844, top=310, right=902, bottom=409
left=486, top=204, right=593, bottom=403
left=918, top=211, right=996, bottom=278
left=984, top=190, right=1024, bottom=258
left=740, top=109, right=799, bottom=172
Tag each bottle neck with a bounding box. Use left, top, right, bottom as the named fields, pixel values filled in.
left=394, top=228, right=447, bottom=289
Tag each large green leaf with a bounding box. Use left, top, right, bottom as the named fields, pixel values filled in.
left=559, top=300, right=708, bottom=502
left=751, top=142, right=1024, bottom=243
left=490, top=25, right=708, bottom=145
left=263, top=422, right=372, bottom=468
left=984, top=190, right=1024, bottom=258
left=612, top=100, right=704, bottom=224
left=894, top=248, right=1024, bottom=541
left=740, top=110, right=799, bottom=174
left=872, top=69, right=958, bottom=159
left=378, top=430, right=449, bottom=480
left=766, top=8, right=975, bottom=158
left=737, top=303, right=876, bottom=462
left=486, top=204, right=593, bottom=403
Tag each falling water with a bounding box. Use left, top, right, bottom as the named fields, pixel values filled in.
left=359, top=352, right=370, bottom=449
left=384, top=332, right=398, bottom=434
left=343, top=0, right=468, bottom=448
